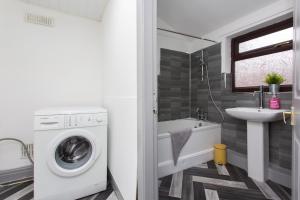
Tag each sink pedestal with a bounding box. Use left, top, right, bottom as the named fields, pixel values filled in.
left=247, top=121, right=269, bottom=182
left=225, top=107, right=288, bottom=182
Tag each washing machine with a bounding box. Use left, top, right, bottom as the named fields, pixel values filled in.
left=34, top=107, right=107, bottom=200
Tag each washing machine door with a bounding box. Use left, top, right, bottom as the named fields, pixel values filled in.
left=47, top=129, right=101, bottom=177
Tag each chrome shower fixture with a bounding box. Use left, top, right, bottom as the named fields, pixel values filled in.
left=197, top=50, right=225, bottom=121
left=201, top=50, right=204, bottom=81
left=195, top=51, right=205, bottom=81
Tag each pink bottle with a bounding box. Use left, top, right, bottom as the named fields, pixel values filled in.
left=269, top=96, right=281, bottom=109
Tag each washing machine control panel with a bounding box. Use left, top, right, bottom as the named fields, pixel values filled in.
left=65, top=113, right=107, bottom=128
left=34, top=113, right=107, bottom=130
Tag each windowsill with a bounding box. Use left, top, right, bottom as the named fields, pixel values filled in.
left=232, top=85, right=292, bottom=93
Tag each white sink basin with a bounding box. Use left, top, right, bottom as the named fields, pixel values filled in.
left=225, top=107, right=289, bottom=182
left=225, top=107, right=287, bottom=122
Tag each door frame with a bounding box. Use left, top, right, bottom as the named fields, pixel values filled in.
left=292, top=0, right=300, bottom=199
left=137, top=0, right=158, bottom=199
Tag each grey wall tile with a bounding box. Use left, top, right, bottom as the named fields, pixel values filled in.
left=158, top=49, right=190, bottom=121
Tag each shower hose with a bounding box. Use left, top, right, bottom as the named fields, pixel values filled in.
left=0, top=138, right=34, bottom=187
left=205, top=63, right=225, bottom=122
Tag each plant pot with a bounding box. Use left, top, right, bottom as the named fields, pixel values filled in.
left=269, top=84, right=280, bottom=95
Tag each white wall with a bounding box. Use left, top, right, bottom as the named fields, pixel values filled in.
left=157, top=18, right=191, bottom=53
left=157, top=18, right=214, bottom=54
left=100, top=0, right=137, bottom=199
left=1, top=1, right=138, bottom=199
left=203, top=0, right=293, bottom=41
left=0, top=0, right=103, bottom=170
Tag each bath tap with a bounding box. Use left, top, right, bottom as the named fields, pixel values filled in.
left=196, top=107, right=207, bottom=120
left=196, top=107, right=201, bottom=120
left=253, top=85, right=265, bottom=109
left=203, top=112, right=208, bottom=120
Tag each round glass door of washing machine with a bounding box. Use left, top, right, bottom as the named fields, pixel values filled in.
left=47, top=129, right=100, bottom=177
left=55, top=136, right=92, bottom=170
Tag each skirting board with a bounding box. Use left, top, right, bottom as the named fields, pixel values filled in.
left=108, top=170, right=124, bottom=200
left=227, top=149, right=291, bottom=188
left=158, top=148, right=213, bottom=178
left=0, top=165, right=33, bottom=184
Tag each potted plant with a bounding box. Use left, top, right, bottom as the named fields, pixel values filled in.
left=264, top=72, right=285, bottom=94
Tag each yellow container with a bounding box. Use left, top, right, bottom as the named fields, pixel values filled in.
left=214, top=144, right=227, bottom=165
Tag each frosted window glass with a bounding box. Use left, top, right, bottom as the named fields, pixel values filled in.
left=235, top=50, right=293, bottom=87
left=239, top=27, right=293, bottom=53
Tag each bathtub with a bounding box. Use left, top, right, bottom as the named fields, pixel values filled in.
left=158, top=118, right=221, bottom=178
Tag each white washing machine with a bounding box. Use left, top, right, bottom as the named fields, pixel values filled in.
left=34, top=107, right=107, bottom=200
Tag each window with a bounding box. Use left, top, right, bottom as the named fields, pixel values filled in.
left=231, top=18, right=293, bottom=92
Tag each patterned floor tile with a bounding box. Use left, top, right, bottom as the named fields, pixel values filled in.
left=0, top=177, right=115, bottom=200
left=266, top=180, right=291, bottom=200
left=0, top=180, right=33, bottom=200
left=215, top=164, right=230, bottom=176
left=253, top=180, right=281, bottom=200
left=159, top=161, right=291, bottom=200
left=204, top=189, right=220, bottom=200
left=203, top=183, right=267, bottom=200
left=192, top=176, right=248, bottom=189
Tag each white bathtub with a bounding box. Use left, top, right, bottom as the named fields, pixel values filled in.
left=158, top=119, right=221, bottom=178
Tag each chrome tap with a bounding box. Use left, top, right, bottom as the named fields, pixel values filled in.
left=253, top=85, right=265, bottom=109
left=196, top=107, right=207, bottom=120
left=196, top=107, right=201, bottom=120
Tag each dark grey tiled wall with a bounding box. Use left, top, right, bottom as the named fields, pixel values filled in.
left=191, top=44, right=293, bottom=170
left=158, top=49, right=190, bottom=121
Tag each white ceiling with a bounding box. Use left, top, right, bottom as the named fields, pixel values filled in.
left=158, top=0, right=280, bottom=36
left=23, top=0, right=109, bottom=20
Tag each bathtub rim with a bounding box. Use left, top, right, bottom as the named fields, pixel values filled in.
left=158, top=119, right=221, bottom=139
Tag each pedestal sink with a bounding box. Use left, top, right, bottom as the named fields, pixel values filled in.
left=225, top=107, right=288, bottom=182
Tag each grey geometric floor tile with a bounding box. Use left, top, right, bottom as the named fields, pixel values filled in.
left=215, top=164, right=229, bottom=176
left=181, top=175, right=193, bottom=200
left=253, top=180, right=281, bottom=200
left=193, top=182, right=206, bottom=200
left=207, top=161, right=217, bottom=169
left=18, top=191, right=33, bottom=200
left=195, top=163, right=208, bottom=169
left=0, top=181, right=32, bottom=200
left=266, top=180, right=291, bottom=200
left=225, top=163, right=260, bottom=190
left=204, top=189, right=220, bottom=200
left=0, top=177, right=114, bottom=200
left=159, top=175, right=173, bottom=195
left=203, top=183, right=267, bottom=200
left=3, top=183, right=33, bottom=200
left=192, top=176, right=248, bottom=189
left=184, top=168, right=231, bottom=181
left=159, top=161, right=291, bottom=200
